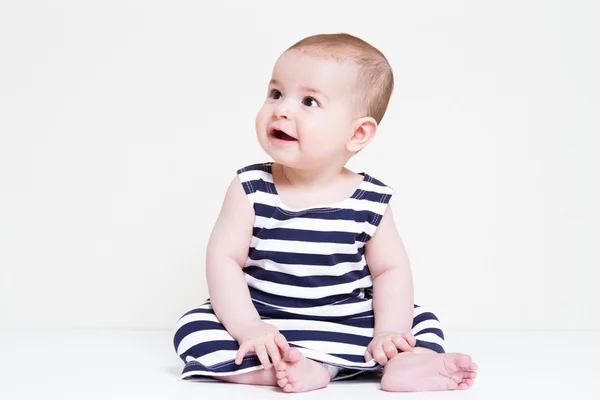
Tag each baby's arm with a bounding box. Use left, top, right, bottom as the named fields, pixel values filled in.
left=366, top=205, right=414, bottom=333
left=206, top=176, right=288, bottom=368
left=206, top=177, right=259, bottom=337
left=364, top=205, right=416, bottom=364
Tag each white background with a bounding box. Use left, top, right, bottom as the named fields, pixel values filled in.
left=0, top=0, right=598, bottom=331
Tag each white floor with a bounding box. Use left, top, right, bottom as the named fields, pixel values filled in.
left=0, top=328, right=598, bottom=399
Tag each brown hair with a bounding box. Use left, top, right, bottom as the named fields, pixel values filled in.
left=287, top=33, right=394, bottom=124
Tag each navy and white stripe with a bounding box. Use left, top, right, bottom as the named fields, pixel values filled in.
left=173, top=162, right=446, bottom=380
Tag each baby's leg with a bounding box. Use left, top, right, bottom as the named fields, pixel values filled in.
left=381, top=306, right=478, bottom=392
left=174, top=303, right=279, bottom=384
left=173, top=304, right=325, bottom=391
left=217, top=349, right=332, bottom=392
left=216, top=368, right=277, bottom=386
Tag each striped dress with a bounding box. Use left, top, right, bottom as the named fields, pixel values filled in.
left=173, top=162, right=446, bottom=381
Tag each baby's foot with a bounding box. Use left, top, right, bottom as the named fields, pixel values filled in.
left=381, top=351, right=478, bottom=392
left=274, top=348, right=330, bottom=393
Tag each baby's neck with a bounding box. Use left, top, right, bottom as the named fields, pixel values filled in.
left=272, top=163, right=364, bottom=210
left=278, top=163, right=346, bottom=192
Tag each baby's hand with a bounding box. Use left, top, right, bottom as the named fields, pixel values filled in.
left=365, top=331, right=416, bottom=366
left=234, top=320, right=290, bottom=370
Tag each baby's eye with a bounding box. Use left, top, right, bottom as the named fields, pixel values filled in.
left=269, top=89, right=282, bottom=100
left=302, top=97, right=319, bottom=108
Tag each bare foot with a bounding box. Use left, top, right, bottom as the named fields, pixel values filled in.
left=381, top=351, right=478, bottom=392
left=274, top=348, right=331, bottom=393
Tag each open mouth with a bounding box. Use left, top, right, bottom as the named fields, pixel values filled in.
left=271, top=129, right=297, bottom=141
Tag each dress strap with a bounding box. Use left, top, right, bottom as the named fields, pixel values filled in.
left=236, top=162, right=278, bottom=207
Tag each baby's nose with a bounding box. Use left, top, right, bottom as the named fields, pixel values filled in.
left=273, top=100, right=293, bottom=119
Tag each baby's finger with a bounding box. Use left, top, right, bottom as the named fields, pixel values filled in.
left=255, top=344, right=272, bottom=369
left=374, top=346, right=389, bottom=366
left=403, top=332, right=417, bottom=347
left=392, top=336, right=413, bottom=352
left=265, top=340, right=281, bottom=366
left=383, top=341, right=398, bottom=359
left=364, top=350, right=373, bottom=362
left=274, top=333, right=290, bottom=353
left=235, top=343, right=249, bottom=365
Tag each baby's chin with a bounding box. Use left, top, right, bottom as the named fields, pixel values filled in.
left=263, top=150, right=298, bottom=168
left=268, top=152, right=331, bottom=171
left=258, top=143, right=301, bottom=168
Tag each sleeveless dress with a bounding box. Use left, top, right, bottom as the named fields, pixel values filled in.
left=173, top=162, right=446, bottom=381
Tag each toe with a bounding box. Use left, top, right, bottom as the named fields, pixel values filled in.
left=445, top=354, right=476, bottom=376
left=455, top=354, right=473, bottom=369
left=284, top=348, right=302, bottom=363
left=276, top=361, right=287, bottom=372
left=277, top=378, right=288, bottom=388
left=451, top=371, right=465, bottom=384
left=466, top=371, right=477, bottom=379
left=276, top=370, right=286, bottom=379
left=283, top=383, right=295, bottom=393
left=463, top=378, right=474, bottom=386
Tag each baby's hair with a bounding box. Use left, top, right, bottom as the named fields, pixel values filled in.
left=287, top=33, right=394, bottom=124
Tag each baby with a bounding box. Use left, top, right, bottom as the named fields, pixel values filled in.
left=173, top=33, right=477, bottom=392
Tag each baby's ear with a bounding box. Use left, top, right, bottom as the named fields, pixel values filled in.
left=346, top=117, right=377, bottom=152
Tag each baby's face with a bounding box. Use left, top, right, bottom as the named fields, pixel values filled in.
left=255, top=50, right=360, bottom=169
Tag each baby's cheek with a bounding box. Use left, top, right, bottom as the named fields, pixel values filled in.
left=255, top=108, right=269, bottom=127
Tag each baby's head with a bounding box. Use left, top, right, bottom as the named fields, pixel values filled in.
left=255, top=33, right=394, bottom=169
